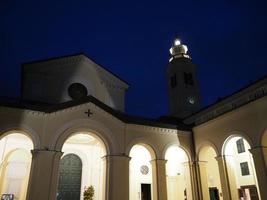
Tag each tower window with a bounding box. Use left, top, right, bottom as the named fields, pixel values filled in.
left=170, top=74, right=177, bottom=88
left=240, top=162, right=250, bottom=176
left=236, top=138, right=246, bottom=153
left=184, top=72, right=194, bottom=85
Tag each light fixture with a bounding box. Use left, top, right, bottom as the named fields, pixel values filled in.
left=174, top=39, right=181, bottom=46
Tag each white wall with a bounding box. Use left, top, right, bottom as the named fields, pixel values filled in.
left=0, top=134, right=33, bottom=200
left=130, top=145, right=153, bottom=200
left=61, top=133, right=106, bottom=200
left=165, top=146, right=192, bottom=200
left=224, top=137, right=258, bottom=188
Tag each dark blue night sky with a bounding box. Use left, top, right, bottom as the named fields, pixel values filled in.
left=0, top=1, right=267, bottom=118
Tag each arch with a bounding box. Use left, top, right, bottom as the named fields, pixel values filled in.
left=197, top=142, right=220, bottom=161
left=1, top=148, right=31, bottom=163
left=164, top=144, right=193, bottom=200
left=59, top=131, right=107, bottom=154
left=126, top=138, right=157, bottom=160
left=129, top=144, right=155, bottom=200
left=197, top=141, right=219, bottom=160
left=0, top=133, right=34, bottom=156
left=0, top=134, right=33, bottom=200
left=0, top=127, right=40, bottom=149
left=52, top=119, right=112, bottom=155
left=221, top=132, right=253, bottom=156
left=197, top=141, right=222, bottom=200
left=260, top=128, right=267, bottom=147
left=163, top=142, right=192, bottom=162
left=222, top=134, right=261, bottom=200
left=57, top=132, right=107, bottom=200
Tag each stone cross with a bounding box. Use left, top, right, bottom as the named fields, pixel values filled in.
left=85, top=109, right=93, bottom=117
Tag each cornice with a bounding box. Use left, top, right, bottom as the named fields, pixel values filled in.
left=126, top=124, right=178, bottom=135
left=24, top=55, right=85, bottom=69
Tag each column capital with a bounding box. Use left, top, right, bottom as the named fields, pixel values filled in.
left=182, top=161, right=194, bottom=166
left=215, top=155, right=226, bottom=161
left=150, top=159, right=167, bottom=164
left=215, top=154, right=235, bottom=161
left=249, top=146, right=267, bottom=155
left=194, top=160, right=208, bottom=165
left=103, top=154, right=131, bottom=161
left=31, top=149, right=63, bottom=158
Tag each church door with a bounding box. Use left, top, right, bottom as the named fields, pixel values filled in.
left=141, top=184, right=151, bottom=200
left=209, top=187, right=219, bottom=200
left=57, top=154, right=82, bottom=200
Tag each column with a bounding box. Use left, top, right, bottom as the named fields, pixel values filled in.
left=150, top=159, right=168, bottom=200
left=249, top=147, right=267, bottom=200
left=195, top=161, right=209, bottom=200
left=190, top=161, right=202, bottom=200
left=105, top=155, right=131, bottom=200
left=184, top=161, right=198, bottom=200
left=215, top=156, right=233, bottom=200
left=26, top=150, right=63, bottom=200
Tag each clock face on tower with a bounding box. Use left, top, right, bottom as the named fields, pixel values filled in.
left=188, top=97, right=195, bottom=105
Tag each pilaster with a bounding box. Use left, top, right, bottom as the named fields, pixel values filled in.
left=183, top=161, right=197, bottom=200
left=215, top=155, right=233, bottom=200
left=195, top=161, right=209, bottom=200
left=150, top=159, right=168, bottom=200
left=249, top=146, right=267, bottom=200
left=104, top=154, right=131, bottom=200
left=190, top=161, right=202, bottom=200
left=26, top=149, right=63, bottom=200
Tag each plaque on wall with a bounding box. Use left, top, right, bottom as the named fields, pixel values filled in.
left=1, top=194, right=14, bottom=200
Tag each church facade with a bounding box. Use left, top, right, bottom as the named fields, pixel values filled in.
left=0, top=39, right=266, bottom=200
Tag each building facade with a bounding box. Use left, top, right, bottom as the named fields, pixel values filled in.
left=0, top=40, right=266, bottom=200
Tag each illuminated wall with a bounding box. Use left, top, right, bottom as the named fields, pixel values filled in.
left=129, top=145, right=153, bottom=200
left=224, top=137, right=259, bottom=189
left=0, top=133, right=33, bottom=200
left=199, top=146, right=222, bottom=199
left=60, top=133, right=106, bottom=200
left=165, top=146, right=192, bottom=200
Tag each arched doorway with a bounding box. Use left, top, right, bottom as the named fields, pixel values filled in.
left=57, top=133, right=106, bottom=200
left=165, top=146, right=192, bottom=200
left=57, top=154, right=82, bottom=200
left=0, top=133, right=33, bottom=200
left=129, top=144, right=154, bottom=200
left=198, top=145, right=221, bottom=200
left=223, top=136, right=260, bottom=200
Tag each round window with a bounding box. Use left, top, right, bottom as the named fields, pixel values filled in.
left=68, top=83, right=88, bottom=100
left=140, top=165, right=149, bottom=175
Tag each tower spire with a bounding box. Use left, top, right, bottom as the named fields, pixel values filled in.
left=169, top=38, right=190, bottom=62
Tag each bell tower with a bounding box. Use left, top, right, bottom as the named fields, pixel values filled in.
left=167, top=38, right=201, bottom=118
